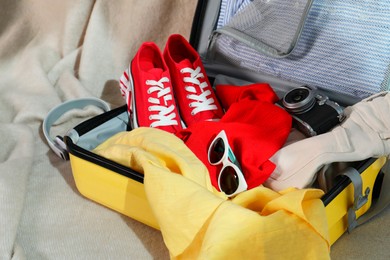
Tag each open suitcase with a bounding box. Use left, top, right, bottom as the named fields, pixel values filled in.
left=63, top=0, right=390, bottom=248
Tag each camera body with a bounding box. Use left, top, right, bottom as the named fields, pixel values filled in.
left=277, top=85, right=345, bottom=136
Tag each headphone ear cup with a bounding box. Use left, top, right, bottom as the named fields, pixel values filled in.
left=54, top=136, right=69, bottom=160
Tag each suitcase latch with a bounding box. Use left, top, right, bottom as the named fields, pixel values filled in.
left=341, top=167, right=370, bottom=233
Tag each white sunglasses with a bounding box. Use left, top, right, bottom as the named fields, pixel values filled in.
left=207, top=130, right=248, bottom=197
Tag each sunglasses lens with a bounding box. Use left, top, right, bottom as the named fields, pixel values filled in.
left=219, top=165, right=239, bottom=195
left=209, top=137, right=225, bottom=164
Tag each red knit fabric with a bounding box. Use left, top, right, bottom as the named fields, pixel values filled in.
left=215, top=83, right=278, bottom=111
left=176, top=83, right=292, bottom=190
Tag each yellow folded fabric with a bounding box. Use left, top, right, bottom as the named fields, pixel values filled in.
left=93, top=127, right=330, bottom=259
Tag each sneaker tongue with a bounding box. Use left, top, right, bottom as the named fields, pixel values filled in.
left=177, top=59, right=194, bottom=69
left=146, top=68, right=168, bottom=81
left=147, top=68, right=164, bottom=76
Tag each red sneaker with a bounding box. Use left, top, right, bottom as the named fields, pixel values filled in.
left=127, top=42, right=182, bottom=133
left=163, top=34, right=224, bottom=127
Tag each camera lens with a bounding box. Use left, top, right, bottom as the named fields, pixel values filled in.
left=286, top=89, right=309, bottom=103
left=282, top=86, right=316, bottom=114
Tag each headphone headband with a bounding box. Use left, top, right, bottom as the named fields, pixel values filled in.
left=42, top=97, right=110, bottom=160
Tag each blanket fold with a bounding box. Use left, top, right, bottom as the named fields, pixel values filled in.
left=0, top=1, right=197, bottom=259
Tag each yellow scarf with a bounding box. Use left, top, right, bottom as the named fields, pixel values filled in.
left=94, top=127, right=330, bottom=259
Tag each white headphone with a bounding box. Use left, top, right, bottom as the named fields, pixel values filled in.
left=42, top=97, right=110, bottom=160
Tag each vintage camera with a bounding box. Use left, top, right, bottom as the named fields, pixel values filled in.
left=278, top=85, right=345, bottom=136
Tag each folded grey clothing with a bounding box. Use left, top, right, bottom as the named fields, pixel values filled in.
left=265, top=91, right=390, bottom=191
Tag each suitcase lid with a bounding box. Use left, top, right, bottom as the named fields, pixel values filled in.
left=191, top=0, right=390, bottom=99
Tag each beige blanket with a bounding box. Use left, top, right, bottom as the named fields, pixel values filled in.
left=0, top=1, right=196, bottom=259
left=0, top=0, right=388, bottom=259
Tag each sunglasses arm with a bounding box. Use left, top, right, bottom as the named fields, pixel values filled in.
left=227, top=147, right=242, bottom=169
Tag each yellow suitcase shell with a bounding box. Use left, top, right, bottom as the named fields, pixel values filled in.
left=64, top=106, right=387, bottom=245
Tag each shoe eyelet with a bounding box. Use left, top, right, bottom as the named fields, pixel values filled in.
left=191, top=112, right=195, bottom=115
left=148, top=107, right=151, bottom=111
left=149, top=116, right=152, bottom=120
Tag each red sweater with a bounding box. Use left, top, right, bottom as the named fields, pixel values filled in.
left=176, top=83, right=292, bottom=190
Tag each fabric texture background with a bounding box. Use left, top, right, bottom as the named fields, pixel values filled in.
left=0, top=0, right=389, bottom=259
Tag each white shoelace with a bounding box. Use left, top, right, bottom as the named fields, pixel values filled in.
left=181, top=66, right=218, bottom=115
left=146, top=77, right=178, bottom=127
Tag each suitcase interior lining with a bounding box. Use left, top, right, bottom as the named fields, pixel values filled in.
left=64, top=106, right=144, bottom=183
